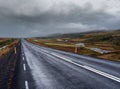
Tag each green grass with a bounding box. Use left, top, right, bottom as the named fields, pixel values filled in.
left=0, top=39, right=15, bottom=47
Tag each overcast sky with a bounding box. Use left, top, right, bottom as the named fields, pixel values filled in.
left=0, top=0, right=120, bottom=37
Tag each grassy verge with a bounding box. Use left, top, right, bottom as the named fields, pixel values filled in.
left=0, top=39, right=20, bottom=57
left=28, top=37, right=120, bottom=62
left=27, top=30, right=120, bottom=62
left=28, top=39, right=101, bottom=57
left=0, top=39, right=15, bottom=47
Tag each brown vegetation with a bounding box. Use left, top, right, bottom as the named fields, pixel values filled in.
left=28, top=30, right=120, bottom=62
left=28, top=39, right=100, bottom=57
left=0, top=39, right=19, bottom=57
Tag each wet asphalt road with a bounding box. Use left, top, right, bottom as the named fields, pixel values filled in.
left=0, top=43, right=20, bottom=89
left=16, top=39, right=120, bottom=89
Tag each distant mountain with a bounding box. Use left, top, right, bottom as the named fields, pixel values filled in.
left=35, top=29, right=120, bottom=39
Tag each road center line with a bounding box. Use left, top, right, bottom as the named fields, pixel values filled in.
left=25, top=81, right=29, bottom=89
left=51, top=53, right=120, bottom=83
left=23, top=64, right=26, bottom=71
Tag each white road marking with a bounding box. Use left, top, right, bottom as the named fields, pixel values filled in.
left=23, top=56, right=25, bottom=61
left=25, top=81, right=29, bottom=89
left=41, top=49, right=49, bottom=53
left=23, top=64, right=26, bottom=71
left=51, top=53, right=120, bottom=83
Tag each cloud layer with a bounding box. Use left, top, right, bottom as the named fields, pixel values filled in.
left=0, top=0, right=120, bottom=37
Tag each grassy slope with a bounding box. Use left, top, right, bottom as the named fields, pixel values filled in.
left=0, top=38, right=19, bottom=57
left=28, top=30, right=120, bottom=62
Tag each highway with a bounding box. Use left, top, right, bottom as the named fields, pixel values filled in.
left=16, top=39, right=120, bottom=89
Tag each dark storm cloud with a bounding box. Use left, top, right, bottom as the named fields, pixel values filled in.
left=0, top=0, right=120, bottom=37
left=1, top=3, right=112, bottom=25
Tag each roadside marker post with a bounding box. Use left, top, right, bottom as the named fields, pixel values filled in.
left=14, top=47, right=16, bottom=54
left=75, top=46, right=78, bottom=53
